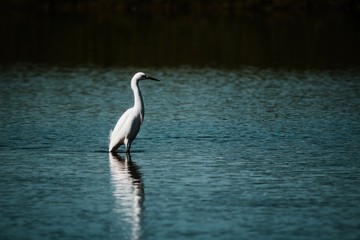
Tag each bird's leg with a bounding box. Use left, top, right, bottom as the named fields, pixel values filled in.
left=127, top=142, right=132, bottom=153
left=124, top=139, right=132, bottom=153
left=125, top=152, right=132, bottom=162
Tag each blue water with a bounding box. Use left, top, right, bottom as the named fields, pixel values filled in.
left=0, top=66, right=360, bottom=239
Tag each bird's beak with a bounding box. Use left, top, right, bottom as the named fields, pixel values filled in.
left=146, top=76, right=160, bottom=81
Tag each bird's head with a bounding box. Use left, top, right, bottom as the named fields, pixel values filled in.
left=133, top=72, right=160, bottom=83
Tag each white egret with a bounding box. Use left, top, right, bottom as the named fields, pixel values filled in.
left=109, top=72, right=159, bottom=153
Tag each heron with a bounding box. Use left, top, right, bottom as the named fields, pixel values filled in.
left=109, top=72, right=160, bottom=153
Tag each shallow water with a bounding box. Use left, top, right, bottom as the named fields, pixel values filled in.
left=0, top=66, right=360, bottom=239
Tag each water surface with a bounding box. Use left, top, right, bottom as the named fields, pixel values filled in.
left=0, top=66, right=360, bottom=239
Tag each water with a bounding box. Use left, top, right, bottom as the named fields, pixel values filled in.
left=0, top=66, right=360, bottom=239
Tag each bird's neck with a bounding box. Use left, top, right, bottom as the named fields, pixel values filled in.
left=132, top=82, right=144, bottom=118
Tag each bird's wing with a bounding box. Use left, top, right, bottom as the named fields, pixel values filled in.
left=109, top=108, right=133, bottom=150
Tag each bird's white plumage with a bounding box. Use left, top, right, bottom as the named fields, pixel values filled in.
left=109, top=72, right=159, bottom=153
left=109, top=108, right=141, bottom=151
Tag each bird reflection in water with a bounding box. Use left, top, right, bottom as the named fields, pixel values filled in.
left=109, top=152, right=144, bottom=240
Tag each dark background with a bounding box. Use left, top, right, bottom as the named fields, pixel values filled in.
left=1, top=0, right=359, bottom=69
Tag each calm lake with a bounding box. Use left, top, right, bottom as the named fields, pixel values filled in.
left=0, top=66, right=359, bottom=239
